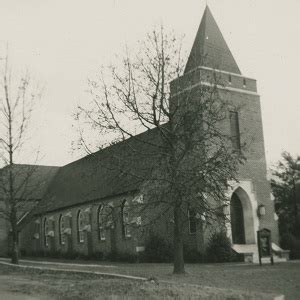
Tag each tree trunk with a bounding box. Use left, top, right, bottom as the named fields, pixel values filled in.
left=173, top=204, right=185, bottom=274
left=11, top=235, right=19, bottom=264
left=10, top=210, right=19, bottom=264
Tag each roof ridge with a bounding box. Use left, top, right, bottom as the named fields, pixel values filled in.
left=62, top=125, right=166, bottom=168
left=0, top=164, right=60, bottom=170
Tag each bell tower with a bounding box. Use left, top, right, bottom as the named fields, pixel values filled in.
left=170, top=6, right=279, bottom=250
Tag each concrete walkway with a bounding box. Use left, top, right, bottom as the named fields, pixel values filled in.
left=0, top=258, right=147, bottom=281
left=0, top=257, right=117, bottom=268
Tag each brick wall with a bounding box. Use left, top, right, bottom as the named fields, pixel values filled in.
left=170, top=68, right=279, bottom=246
left=20, top=193, right=206, bottom=257
left=222, top=89, right=279, bottom=243
left=0, top=201, right=8, bottom=256
left=20, top=194, right=144, bottom=256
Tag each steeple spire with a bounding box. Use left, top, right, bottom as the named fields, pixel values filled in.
left=184, top=6, right=241, bottom=74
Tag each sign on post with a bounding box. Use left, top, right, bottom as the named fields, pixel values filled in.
left=257, top=228, right=274, bottom=266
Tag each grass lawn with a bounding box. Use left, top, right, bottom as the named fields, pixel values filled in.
left=102, top=261, right=300, bottom=299
left=12, top=258, right=300, bottom=299
left=0, top=259, right=299, bottom=299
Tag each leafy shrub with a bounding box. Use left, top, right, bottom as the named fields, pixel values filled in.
left=62, top=251, right=83, bottom=260
left=206, top=231, right=234, bottom=263
left=20, top=249, right=105, bottom=261
left=89, top=251, right=104, bottom=261
left=183, top=245, right=205, bottom=263
left=21, top=248, right=140, bottom=263
left=20, top=249, right=27, bottom=257
left=280, top=233, right=300, bottom=259
left=143, top=234, right=173, bottom=262
left=107, top=251, right=138, bottom=263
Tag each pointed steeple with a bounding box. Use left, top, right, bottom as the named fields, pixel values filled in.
left=184, top=6, right=241, bottom=74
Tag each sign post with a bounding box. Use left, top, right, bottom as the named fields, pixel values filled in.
left=257, top=228, right=274, bottom=266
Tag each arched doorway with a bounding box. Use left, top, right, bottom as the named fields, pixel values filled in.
left=230, top=192, right=246, bottom=244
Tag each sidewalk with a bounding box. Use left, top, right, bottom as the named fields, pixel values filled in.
left=0, top=258, right=147, bottom=281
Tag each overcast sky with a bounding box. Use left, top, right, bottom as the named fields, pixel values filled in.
left=0, top=0, right=299, bottom=168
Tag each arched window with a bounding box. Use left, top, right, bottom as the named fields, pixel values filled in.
left=77, top=210, right=84, bottom=243
left=33, top=219, right=41, bottom=240
left=188, top=209, right=197, bottom=234
left=121, top=200, right=131, bottom=238
left=44, top=218, right=49, bottom=247
left=97, top=205, right=106, bottom=241
left=59, top=214, right=66, bottom=245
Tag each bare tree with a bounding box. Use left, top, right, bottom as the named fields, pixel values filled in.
left=75, top=27, right=245, bottom=273
left=0, top=51, right=41, bottom=264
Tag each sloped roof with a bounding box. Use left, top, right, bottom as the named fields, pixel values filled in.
left=184, top=6, right=241, bottom=74
left=33, top=127, right=164, bottom=214
left=0, top=164, right=59, bottom=201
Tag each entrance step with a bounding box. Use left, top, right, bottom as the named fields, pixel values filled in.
left=232, top=243, right=289, bottom=263
left=272, top=243, right=290, bottom=261
left=232, top=244, right=257, bottom=263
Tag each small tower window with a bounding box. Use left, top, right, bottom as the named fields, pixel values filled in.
left=229, top=111, right=241, bottom=151
left=243, top=78, right=246, bottom=88
left=228, top=74, right=232, bottom=84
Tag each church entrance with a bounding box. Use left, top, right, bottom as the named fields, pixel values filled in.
left=230, top=192, right=246, bottom=244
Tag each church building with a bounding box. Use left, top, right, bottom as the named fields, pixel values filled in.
left=0, top=6, right=288, bottom=263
